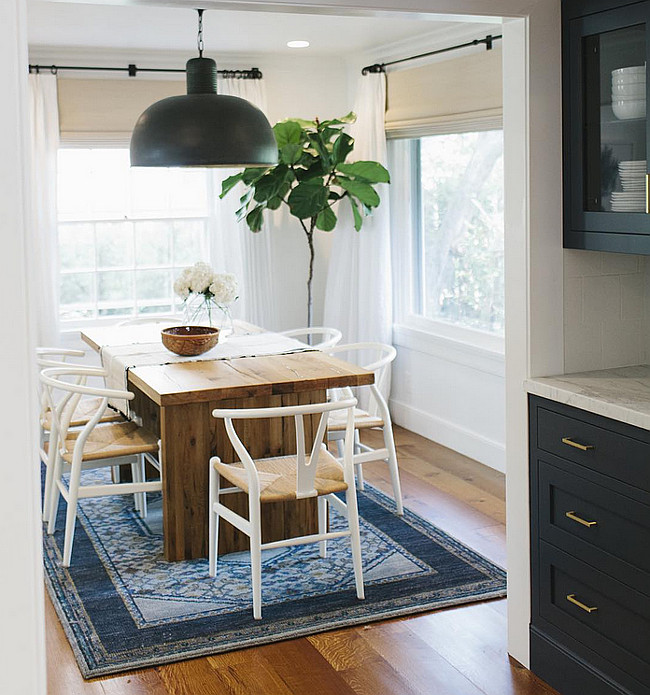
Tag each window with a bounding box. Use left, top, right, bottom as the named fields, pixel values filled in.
left=56, top=148, right=211, bottom=323
left=412, top=130, right=504, bottom=335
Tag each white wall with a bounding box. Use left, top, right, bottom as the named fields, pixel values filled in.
left=0, top=1, right=47, bottom=693
left=391, top=327, right=505, bottom=471
left=261, top=54, right=351, bottom=328
left=504, top=1, right=564, bottom=670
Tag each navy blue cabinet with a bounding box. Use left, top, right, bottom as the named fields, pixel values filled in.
left=563, top=0, right=650, bottom=253
left=529, top=395, right=650, bottom=695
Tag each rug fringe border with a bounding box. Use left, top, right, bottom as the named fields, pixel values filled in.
left=46, top=573, right=506, bottom=680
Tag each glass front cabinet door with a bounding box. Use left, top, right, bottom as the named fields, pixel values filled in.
left=564, top=0, right=650, bottom=253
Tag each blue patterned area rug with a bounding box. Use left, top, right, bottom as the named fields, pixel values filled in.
left=43, top=474, right=506, bottom=679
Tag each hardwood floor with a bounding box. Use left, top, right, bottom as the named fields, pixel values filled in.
left=45, top=426, right=557, bottom=695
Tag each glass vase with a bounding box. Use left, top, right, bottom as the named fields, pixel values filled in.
left=218, top=305, right=235, bottom=338
left=183, top=294, right=217, bottom=327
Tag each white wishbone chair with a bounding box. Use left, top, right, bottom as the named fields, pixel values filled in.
left=40, top=367, right=162, bottom=567
left=36, top=348, right=124, bottom=521
left=209, top=397, right=364, bottom=620
left=326, top=343, right=404, bottom=516
left=278, top=326, right=343, bottom=350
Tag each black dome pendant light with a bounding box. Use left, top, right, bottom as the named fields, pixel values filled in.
left=130, top=9, right=278, bottom=168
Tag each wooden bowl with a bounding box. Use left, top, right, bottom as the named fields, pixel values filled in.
left=161, top=325, right=220, bottom=356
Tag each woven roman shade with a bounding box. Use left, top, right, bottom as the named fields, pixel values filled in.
left=57, top=78, right=184, bottom=146
left=385, top=47, right=503, bottom=138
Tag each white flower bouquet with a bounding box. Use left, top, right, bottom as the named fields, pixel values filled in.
left=174, top=262, right=238, bottom=327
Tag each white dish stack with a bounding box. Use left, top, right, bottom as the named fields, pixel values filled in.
left=612, top=160, right=646, bottom=212
left=611, top=65, right=646, bottom=120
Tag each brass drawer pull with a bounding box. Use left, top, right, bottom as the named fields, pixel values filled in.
left=566, top=593, right=598, bottom=613
left=565, top=510, right=597, bottom=528
left=561, top=437, right=594, bottom=451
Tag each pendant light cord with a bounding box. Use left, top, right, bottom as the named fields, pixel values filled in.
left=197, top=9, right=205, bottom=58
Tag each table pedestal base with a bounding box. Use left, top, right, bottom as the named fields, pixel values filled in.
left=132, top=387, right=323, bottom=561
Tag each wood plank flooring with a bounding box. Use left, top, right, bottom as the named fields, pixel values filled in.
left=45, top=426, right=557, bottom=695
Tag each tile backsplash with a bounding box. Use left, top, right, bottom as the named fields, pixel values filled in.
left=564, top=250, right=650, bottom=372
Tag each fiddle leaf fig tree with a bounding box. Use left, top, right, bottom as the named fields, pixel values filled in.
left=220, top=112, right=390, bottom=326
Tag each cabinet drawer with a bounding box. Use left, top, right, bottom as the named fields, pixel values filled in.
left=539, top=541, right=650, bottom=689
left=536, top=406, right=650, bottom=491
left=538, top=460, right=650, bottom=594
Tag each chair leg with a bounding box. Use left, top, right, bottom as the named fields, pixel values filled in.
left=209, top=465, right=220, bottom=578
left=355, top=462, right=365, bottom=491
left=47, top=452, right=64, bottom=534
left=383, top=424, right=404, bottom=516
left=249, top=498, right=263, bottom=620
left=345, top=486, right=365, bottom=600
left=42, top=441, right=56, bottom=522
left=318, top=496, right=328, bottom=558
left=131, top=461, right=141, bottom=515
left=353, top=430, right=366, bottom=490
left=138, top=455, right=147, bottom=519
left=335, top=438, right=344, bottom=459
left=62, top=459, right=83, bottom=567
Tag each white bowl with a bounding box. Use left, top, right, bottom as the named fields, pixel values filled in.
left=613, top=71, right=646, bottom=78
left=613, top=73, right=646, bottom=82
left=612, top=92, right=647, bottom=101
left=612, top=99, right=646, bottom=119
left=612, top=65, right=646, bottom=77
left=613, top=79, right=646, bottom=89
left=612, top=83, right=646, bottom=97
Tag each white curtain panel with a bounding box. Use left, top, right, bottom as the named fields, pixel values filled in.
left=387, top=138, right=416, bottom=320
left=324, top=73, right=393, bottom=347
left=28, top=73, right=60, bottom=345
left=323, top=73, right=393, bottom=408
left=211, top=78, right=277, bottom=329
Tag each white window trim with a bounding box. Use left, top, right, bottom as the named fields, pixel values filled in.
left=56, top=146, right=216, bottom=329
left=390, top=128, right=504, bottom=356
left=393, top=318, right=504, bottom=379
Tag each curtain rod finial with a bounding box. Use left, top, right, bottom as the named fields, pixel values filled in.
left=361, top=63, right=385, bottom=76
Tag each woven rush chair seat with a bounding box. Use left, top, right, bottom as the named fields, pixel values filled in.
left=43, top=397, right=122, bottom=431
left=61, top=421, right=159, bottom=464
left=328, top=406, right=384, bottom=432
left=214, top=448, right=348, bottom=503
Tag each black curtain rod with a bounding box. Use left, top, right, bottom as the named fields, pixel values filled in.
left=361, top=33, right=502, bottom=75
left=28, top=63, right=263, bottom=79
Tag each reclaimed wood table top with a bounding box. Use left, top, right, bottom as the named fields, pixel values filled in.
left=80, top=324, right=374, bottom=406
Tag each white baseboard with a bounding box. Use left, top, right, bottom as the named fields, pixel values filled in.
left=389, top=398, right=506, bottom=474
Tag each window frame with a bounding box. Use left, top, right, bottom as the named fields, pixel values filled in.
left=391, top=125, right=505, bottom=357
left=55, top=145, right=214, bottom=329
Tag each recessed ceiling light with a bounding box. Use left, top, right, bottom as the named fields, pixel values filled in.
left=287, top=40, right=310, bottom=49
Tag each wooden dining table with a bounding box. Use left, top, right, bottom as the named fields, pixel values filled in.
left=81, top=323, right=373, bottom=562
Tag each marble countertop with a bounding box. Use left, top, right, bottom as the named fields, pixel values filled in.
left=525, top=365, right=650, bottom=430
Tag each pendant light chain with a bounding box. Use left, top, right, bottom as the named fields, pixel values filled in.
left=197, top=9, right=205, bottom=58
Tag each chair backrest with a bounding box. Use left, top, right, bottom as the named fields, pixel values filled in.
left=35, top=348, right=106, bottom=425
left=39, top=367, right=133, bottom=457
left=212, top=398, right=357, bottom=500
left=279, top=326, right=343, bottom=350
left=327, top=342, right=396, bottom=398
left=36, top=347, right=85, bottom=369
left=117, top=315, right=182, bottom=327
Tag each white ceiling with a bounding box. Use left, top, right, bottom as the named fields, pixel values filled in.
left=27, top=1, right=500, bottom=59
